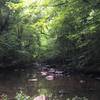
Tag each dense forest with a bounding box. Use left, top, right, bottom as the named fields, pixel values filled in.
left=0, top=0, right=100, bottom=100
left=0, top=0, right=100, bottom=72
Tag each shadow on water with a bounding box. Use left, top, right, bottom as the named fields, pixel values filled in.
left=0, top=66, right=100, bottom=100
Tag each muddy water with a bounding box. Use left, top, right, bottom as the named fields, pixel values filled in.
left=0, top=67, right=100, bottom=100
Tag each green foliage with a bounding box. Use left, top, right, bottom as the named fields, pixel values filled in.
left=15, top=91, right=31, bottom=100
left=0, top=0, right=100, bottom=70
left=1, top=91, right=88, bottom=100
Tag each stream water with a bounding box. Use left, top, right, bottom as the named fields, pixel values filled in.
left=0, top=65, right=100, bottom=100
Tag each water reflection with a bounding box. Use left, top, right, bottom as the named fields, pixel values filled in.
left=0, top=67, right=100, bottom=100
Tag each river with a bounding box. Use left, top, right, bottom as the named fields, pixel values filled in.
left=0, top=65, right=100, bottom=100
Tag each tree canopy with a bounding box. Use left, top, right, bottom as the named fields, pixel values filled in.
left=0, top=0, right=100, bottom=71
